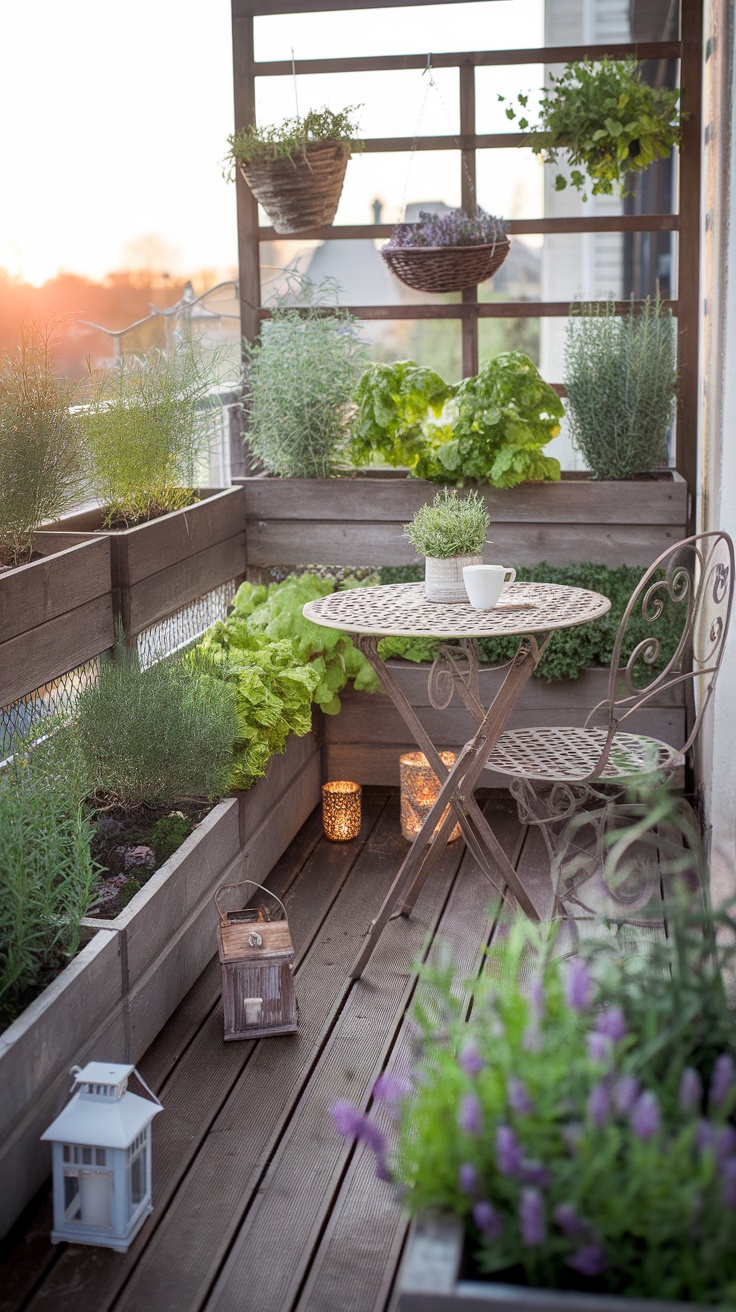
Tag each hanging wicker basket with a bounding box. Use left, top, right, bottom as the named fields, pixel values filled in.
left=382, top=238, right=510, bottom=295
left=238, top=140, right=350, bottom=235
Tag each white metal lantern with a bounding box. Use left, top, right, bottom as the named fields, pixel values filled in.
left=41, top=1061, right=163, bottom=1251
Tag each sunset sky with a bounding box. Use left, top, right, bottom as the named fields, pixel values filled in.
left=1, top=0, right=544, bottom=287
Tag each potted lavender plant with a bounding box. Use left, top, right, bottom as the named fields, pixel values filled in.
left=381, top=208, right=510, bottom=295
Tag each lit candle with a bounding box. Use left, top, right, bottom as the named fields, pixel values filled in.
left=399, top=751, right=461, bottom=842
left=322, top=781, right=362, bottom=841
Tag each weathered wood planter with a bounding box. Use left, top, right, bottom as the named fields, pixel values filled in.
left=0, top=536, right=114, bottom=709
left=42, top=486, right=246, bottom=644
left=236, top=471, right=689, bottom=573
left=325, top=663, right=687, bottom=788
left=0, top=730, right=320, bottom=1240
left=398, top=1213, right=707, bottom=1312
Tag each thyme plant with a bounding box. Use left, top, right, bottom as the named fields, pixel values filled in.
left=404, top=489, right=490, bottom=559
left=243, top=278, right=367, bottom=478
left=83, top=339, right=227, bottom=526
left=564, top=297, right=677, bottom=479
left=225, top=106, right=362, bottom=175
left=0, top=323, right=85, bottom=567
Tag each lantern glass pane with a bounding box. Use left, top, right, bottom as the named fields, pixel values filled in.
left=95, top=1148, right=107, bottom=1166
left=63, top=1171, right=81, bottom=1222
left=399, top=752, right=461, bottom=842
left=130, top=1148, right=146, bottom=1215
left=82, top=1147, right=92, bottom=1165
left=63, top=1144, right=71, bottom=1163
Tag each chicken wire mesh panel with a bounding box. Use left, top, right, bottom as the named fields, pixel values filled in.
left=0, top=657, right=103, bottom=760
left=136, top=578, right=241, bottom=668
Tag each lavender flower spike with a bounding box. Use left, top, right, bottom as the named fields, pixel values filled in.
left=678, top=1067, right=703, bottom=1114
left=722, top=1158, right=736, bottom=1208
left=630, top=1091, right=661, bottom=1141
left=587, top=1032, right=613, bottom=1065
left=594, top=1006, right=626, bottom=1042
left=587, top=1081, right=610, bottom=1129
left=496, top=1123, right=523, bottom=1176
left=507, top=1077, right=534, bottom=1115
left=458, top=1092, right=483, bottom=1135
left=567, top=1243, right=607, bottom=1277
left=459, top=1162, right=478, bottom=1195
left=529, top=974, right=546, bottom=1021
left=520, top=1187, right=546, bottom=1247
left=331, top=1101, right=391, bottom=1181
left=612, top=1074, right=639, bottom=1116
left=553, top=1202, right=587, bottom=1240
left=373, top=1072, right=412, bottom=1105
left=710, top=1054, right=734, bottom=1108
left=565, top=957, right=592, bottom=1012
left=473, top=1200, right=502, bottom=1240
left=458, top=1039, right=484, bottom=1077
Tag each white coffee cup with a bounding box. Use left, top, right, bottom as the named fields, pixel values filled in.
left=462, top=564, right=516, bottom=609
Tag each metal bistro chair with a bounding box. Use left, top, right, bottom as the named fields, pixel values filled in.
left=484, top=532, right=734, bottom=927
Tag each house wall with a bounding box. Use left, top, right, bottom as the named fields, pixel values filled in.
left=697, top=0, right=736, bottom=903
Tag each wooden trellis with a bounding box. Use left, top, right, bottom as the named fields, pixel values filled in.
left=230, top=0, right=702, bottom=497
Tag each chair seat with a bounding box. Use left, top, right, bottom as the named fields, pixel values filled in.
left=485, top=725, right=681, bottom=783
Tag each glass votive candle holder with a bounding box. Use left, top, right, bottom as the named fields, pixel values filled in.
left=322, top=780, right=362, bottom=841
left=399, top=751, right=461, bottom=842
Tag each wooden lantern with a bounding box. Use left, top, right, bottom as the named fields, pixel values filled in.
left=399, top=751, right=461, bottom=842
left=215, top=879, right=298, bottom=1041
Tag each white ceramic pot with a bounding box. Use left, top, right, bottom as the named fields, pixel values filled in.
left=424, top=554, right=482, bottom=603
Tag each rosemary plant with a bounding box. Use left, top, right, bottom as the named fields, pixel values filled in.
left=404, top=489, right=490, bottom=559
left=0, top=323, right=85, bottom=567
left=243, top=277, right=367, bottom=478
left=564, top=297, right=677, bottom=479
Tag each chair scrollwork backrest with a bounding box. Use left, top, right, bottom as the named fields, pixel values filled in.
left=588, top=531, right=734, bottom=760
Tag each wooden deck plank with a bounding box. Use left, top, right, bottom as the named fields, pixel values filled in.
left=22, top=796, right=391, bottom=1312
left=201, top=807, right=467, bottom=1312
left=107, top=799, right=432, bottom=1312
left=295, top=800, right=525, bottom=1312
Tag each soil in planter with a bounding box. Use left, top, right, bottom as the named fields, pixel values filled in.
left=86, top=799, right=214, bottom=918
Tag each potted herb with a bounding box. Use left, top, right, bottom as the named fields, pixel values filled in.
left=225, top=106, right=362, bottom=235
left=382, top=208, right=510, bottom=294
left=404, top=489, right=489, bottom=603
left=564, top=297, right=677, bottom=479
left=501, top=58, right=682, bottom=201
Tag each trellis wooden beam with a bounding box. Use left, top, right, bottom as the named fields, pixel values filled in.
left=258, top=215, right=680, bottom=241
left=248, top=43, right=681, bottom=75
left=257, top=300, right=678, bottom=321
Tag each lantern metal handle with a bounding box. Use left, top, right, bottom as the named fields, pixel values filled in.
left=214, top=878, right=288, bottom=926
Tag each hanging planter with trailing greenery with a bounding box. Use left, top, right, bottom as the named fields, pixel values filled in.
left=225, top=106, right=362, bottom=235
left=381, top=208, right=510, bottom=294
left=501, top=58, right=682, bottom=201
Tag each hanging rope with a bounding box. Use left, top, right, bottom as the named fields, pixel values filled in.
left=398, top=54, right=478, bottom=225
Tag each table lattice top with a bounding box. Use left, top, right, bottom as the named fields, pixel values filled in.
left=302, top=581, right=611, bottom=638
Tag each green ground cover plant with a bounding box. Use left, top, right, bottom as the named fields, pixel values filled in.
left=404, top=489, right=490, bottom=559
left=225, top=106, right=361, bottom=173
left=0, top=322, right=85, bottom=567
left=564, top=297, right=677, bottom=479
left=243, top=278, right=367, bottom=478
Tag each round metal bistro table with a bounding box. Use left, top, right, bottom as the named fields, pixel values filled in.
left=303, top=581, right=611, bottom=978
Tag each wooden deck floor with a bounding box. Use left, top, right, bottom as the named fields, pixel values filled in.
left=0, top=789, right=678, bottom=1312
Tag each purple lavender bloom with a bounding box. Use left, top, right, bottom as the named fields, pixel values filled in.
left=529, top=975, right=546, bottom=1021
left=612, top=1074, right=640, bottom=1117
left=459, top=1162, right=478, bottom=1195
left=563, top=1122, right=584, bottom=1154
left=567, top=1244, right=607, bottom=1277
left=630, top=1091, right=661, bottom=1141
left=716, top=1125, right=736, bottom=1157
left=507, top=1077, right=534, bottom=1115
left=594, top=1006, right=626, bottom=1042
left=458, top=1092, right=483, bottom=1135
left=331, top=1101, right=391, bottom=1180
left=678, top=1067, right=703, bottom=1114
left=458, top=1040, right=484, bottom=1077
left=710, top=1054, right=734, bottom=1108
left=696, top=1119, right=715, bottom=1153
left=522, top=1022, right=542, bottom=1053
left=373, top=1072, right=412, bottom=1108
left=587, top=1081, right=610, bottom=1129
left=520, top=1188, right=546, bottom=1247
left=520, top=1160, right=550, bottom=1188
left=587, top=1032, right=613, bottom=1065
left=496, top=1123, right=523, bottom=1177
left=565, top=958, right=592, bottom=1012
left=553, top=1202, right=587, bottom=1240
left=473, top=1200, right=503, bottom=1240
left=721, top=1159, right=736, bottom=1208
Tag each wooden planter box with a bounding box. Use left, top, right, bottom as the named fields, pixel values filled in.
left=0, top=730, right=320, bottom=1239
left=398, top=1213, right=706, bottom=1312
left=324, top=663, right=687, bottom=788
left=42, top=486, right=246, bottom=644
left=0, top=536, right=114, bottom=709
left=236, top=471, right=689, bottom=573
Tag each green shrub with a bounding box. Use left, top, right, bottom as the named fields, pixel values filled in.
left=349, top=362, right=455, bottom=471
left=243, top=278, right=367, bottom=478
left=564, top=298, right=677, bottom=479
left=0, top=757, right=98, bottom=1026
left=149, top=812, right=192, bottom=864
left=83, top=339, right=226, bottom=526
left=0, top=323, right=85, bottom=566
left=73, top=647, right=237, bottom=806
left=404, top=489, right=490, bottom=559
left=225, top=105, right=361, bottom=172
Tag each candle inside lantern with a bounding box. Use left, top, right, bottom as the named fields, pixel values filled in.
left=399, top=751, right=461, bottom=842
left=322, top=780, right=362, bottom=841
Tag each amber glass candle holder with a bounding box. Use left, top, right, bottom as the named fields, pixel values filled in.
left=399, top=751, right=461, bottom=842
left=322, top=781, right=362, bottom=841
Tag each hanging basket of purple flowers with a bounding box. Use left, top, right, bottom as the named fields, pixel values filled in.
left=381, top=209, right=510, bottom=294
